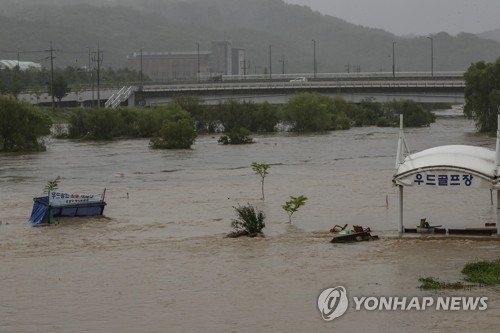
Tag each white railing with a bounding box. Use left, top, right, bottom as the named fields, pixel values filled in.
left=105, top=86, right=135, bottom=108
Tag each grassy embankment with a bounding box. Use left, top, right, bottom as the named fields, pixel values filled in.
left=419, top=259, right=500, bottom=290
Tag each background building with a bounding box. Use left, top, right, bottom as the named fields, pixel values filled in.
left=127, top=41, right=245, bottom=82
left=0, top=60, right=41, bottom=71
left=232, top=48, right=247, bottom=76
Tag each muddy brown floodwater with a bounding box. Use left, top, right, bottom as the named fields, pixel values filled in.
left=0, top=110, right=499, bottom=332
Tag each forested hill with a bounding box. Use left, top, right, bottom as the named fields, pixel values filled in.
left=479, top=29, right=500, bottom=43
left=1, top=0, right=499, bottom=73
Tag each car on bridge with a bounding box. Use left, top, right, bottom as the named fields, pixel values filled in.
left=289, top=77, right=308, bottom=82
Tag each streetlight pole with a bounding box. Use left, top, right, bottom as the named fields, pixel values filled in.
left=426, top=36, right=434, bottom=76
left=392, top=41, right=396, bottom=78
left=140, top=47, right=143, bottom=90
left=269, top=44, right=272, bottom=81
left=196, top=42, right=200, bottom=82
left=312, top=39, right=316, bottom=79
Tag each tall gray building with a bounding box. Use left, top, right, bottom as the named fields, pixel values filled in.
left=231, top=48, right=247, bottom=76
left=127, top=41, right=245, bottom=82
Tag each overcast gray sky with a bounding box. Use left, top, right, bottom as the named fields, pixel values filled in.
left=284, top=0, right=500, bottom=35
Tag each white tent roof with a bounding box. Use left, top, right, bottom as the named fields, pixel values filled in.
left=393, top=114, right=500, bottom=189
left=394, top=144, right=498, bottom=185
left=392, top=114, right=500, bottom=232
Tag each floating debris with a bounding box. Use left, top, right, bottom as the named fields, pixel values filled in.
left=329, top=225, right=378, bottom=243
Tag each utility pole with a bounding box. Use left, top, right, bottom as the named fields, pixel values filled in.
left=87, top=47, right=93, bottom=107
left=92, top=44, right=103, bottom=107
left=139, top=48, right=143, bottom=106
left=392, top=42, right=396, bottom=78
left=49, top=41, right=55, bottom=110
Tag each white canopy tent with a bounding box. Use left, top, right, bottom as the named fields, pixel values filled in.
left=393, top=115, right=500, bottom=233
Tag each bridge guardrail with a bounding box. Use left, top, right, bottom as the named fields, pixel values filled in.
left=142, top=79, right=465, bottom=93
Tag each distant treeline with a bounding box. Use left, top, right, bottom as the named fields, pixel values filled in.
left=59, top=93, right=436, bottom=141
left=1, top=92, right=438, bottom=152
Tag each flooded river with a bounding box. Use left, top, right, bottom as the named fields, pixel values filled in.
left=0, top=110, right=499, bottom=332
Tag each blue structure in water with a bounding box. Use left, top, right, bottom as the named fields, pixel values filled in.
left=28, top=192, right=106, bottom=225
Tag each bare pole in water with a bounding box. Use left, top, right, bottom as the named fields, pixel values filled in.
left=496, top=113, right=500, bottom=230
left=399, top=185, right=404, bottom=233
left=396, top=114, right=405, bottom=234
left=395, top=115, right=403, bottom=169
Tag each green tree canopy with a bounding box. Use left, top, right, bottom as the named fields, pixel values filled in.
left=149, top=101, right=198, bottom=149
left=464, top=58, right=500, bottom=132
left=377, top=99, right=435, bottom=127
left=283, top=93, right=358, bottom=131
left=0, top=95, right=52, bottom=151
left=67, top=103, right=197, bottom=141
left=252, top=102, right=280, bottom=132
left=283, top=92, right=332, bottom=131
left=53, top=75, right=71, bottom=104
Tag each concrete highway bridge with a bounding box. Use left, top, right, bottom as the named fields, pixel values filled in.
left=124, top=72, right=465, bottom=107
left=20, top=72, right=466, bottom=107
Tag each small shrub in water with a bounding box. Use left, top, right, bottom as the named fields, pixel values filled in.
left=218, top=127, right=253, bottom=145
left=229, top=204, right=265, bottom=237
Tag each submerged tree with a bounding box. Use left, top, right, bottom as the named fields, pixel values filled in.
left=0, top=95, right=52, bottom=151
left=377, top=99, right=435, bottom=127
left=44, top=176, right=62, bottom=194
left=283, top=92, right=331, bottom=131
left=149, top=101, right=198, bottom=149
left=282, top=195, right=308, bottom=223
left=150, top=118, right=198, bottom=149
left=218, top=127, right=253, bottom=145
left=251, top=162, right=270, bottom=201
